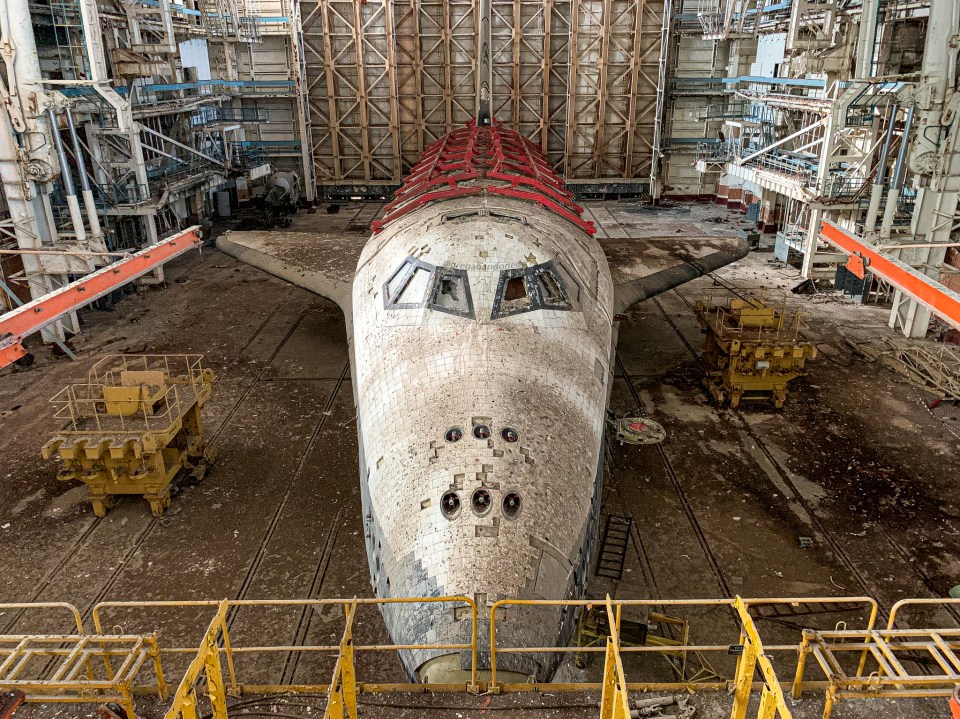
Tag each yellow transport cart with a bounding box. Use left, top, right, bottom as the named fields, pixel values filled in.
left=42, top=354, right=216, bottom=517
left=695, top=288, right=817, bottom=408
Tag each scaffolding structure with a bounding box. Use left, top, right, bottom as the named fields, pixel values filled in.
left=0, top=0, right=308, bottom=343
left=677, top=0, right=960, bottom=338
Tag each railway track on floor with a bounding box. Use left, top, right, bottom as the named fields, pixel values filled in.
left=613, top=352, right=733, bottom=599
left=642, top=285, right=960, bottom=627
left=1, top=293, right=314, bottom=635
left=18, top=293, right=357, bottom=687
left=222, top=357, right=352, bottom=685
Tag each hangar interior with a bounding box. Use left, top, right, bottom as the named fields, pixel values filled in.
left=1, top=0, right=960, bottom=718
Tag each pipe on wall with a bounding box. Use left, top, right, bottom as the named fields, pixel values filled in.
left=66, top=108, right=102, bottom=240
left=48, top=110, right=87, bottom=243
left=864, top=103, right=898, bottom=234
left=879, top=105, right=915, bottom=240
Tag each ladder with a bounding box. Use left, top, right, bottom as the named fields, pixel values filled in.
left=595, top=515, right=633, bottom=581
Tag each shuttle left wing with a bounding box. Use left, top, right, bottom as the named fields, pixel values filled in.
left=601, top=235, right=750, bottom=314
left=217, top=230, right=367, bottom=319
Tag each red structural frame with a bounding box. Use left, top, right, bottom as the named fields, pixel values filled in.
left=371, top=120, right=596, bottom=236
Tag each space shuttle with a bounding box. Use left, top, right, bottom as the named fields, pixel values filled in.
left=218, top=5, right=747, bottom=685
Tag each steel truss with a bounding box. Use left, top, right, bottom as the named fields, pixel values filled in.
left=301, top=0, right=666, bottom=185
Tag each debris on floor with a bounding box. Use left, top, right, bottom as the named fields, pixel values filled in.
left=630, top=695, right=695, bottom=718
left=880, top=338, right=960, bottom=401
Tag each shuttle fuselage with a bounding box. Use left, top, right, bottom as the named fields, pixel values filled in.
left=218, top=119, right=749, bottom=684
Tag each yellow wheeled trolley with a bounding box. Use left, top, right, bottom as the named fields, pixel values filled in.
left=42, top=354, right=217, bottom=517
left=695, top=288, right=817, bottom=408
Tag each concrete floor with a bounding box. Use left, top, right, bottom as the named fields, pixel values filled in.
left=1, top=200, right=959, bottom=718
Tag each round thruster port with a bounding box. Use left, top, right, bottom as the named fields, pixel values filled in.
left=441, top=491, right=461, bottom=519
left=473, top=424, right=491, bottom=440
left=471, top=488, right=492, bottom=516
left=502, top=491, right=521, bottom=518
left=501, top=427, right=519, bottom=443
left=445, top=427, right=463, bottom=443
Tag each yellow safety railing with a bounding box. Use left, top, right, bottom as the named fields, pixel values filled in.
left=91, top=595, right=479, bottom=716
left=731, top=597, right=793, bottom=719
left=598, top=596, right=631, bottom=719
left=1, top=593, right=909, bottom=719
left=887, top=597, right=960, bottom=629
left=787, top=597, right=960, bottom=719
left=0, top=602, right=166, bottom=719
left=489, top=596, right=836, bottom=719
left=0, top=601, right=86, bottom=635
left=489, top=596, right=877, bottom=690
left=162, top=600, right=230, bottom=719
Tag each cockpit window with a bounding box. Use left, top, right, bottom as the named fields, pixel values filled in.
left=492, top=260, right=578, bottom=319
left=384, top=257, right=435, bottom=308
left=428, top=267, right=474, bottom=317
left=535, top=268, right=567, bottom=307
left=383, top=258, right=474, bottom=318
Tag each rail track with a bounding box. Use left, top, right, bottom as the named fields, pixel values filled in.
left=1, top=284, right=339, bottom=635
left=607, top=281, right=960, bottom=628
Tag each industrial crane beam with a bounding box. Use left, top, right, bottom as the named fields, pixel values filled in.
left=819, top=220, right=960, bottom=332
left=0, top=227, right=202, bottom=368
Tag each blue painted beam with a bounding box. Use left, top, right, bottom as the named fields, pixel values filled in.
left=143, top=79, right=295, bottom=92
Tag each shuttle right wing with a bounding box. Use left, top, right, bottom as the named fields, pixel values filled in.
left=217, top=230, right=368, bottom=320
left=601, top=235, right=750, bottom=314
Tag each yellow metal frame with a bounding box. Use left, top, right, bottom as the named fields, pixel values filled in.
left=791, top=598, right=960, bottom=719
left=488, top=596, right=877, bottom=691
left=574, top=606, right=721, bottom=682
left=694, top=287, right=817, bottom=408
left=90, top=595, right=480, bottom=719
left=598, top=597, right=631, bottom=719
left=731, top=597, right=793, bottom=719
left=43, top=354, right=216, bottom=516
left=0, top=602, right=166, bottom=719
left=5, top=593, right=930, bottom=719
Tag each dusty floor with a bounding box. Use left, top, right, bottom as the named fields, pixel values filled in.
left=1, top=200, right=959, bottom=719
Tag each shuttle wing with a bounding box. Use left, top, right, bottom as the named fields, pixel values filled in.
left=217, top=230, right=368, bottom=318
left=601, top=235, right=750, bottom=314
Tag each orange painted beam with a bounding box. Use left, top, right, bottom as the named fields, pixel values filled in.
left=820, top=220, right=960, bottom=331
left=0, top=227, right=202, bottom=368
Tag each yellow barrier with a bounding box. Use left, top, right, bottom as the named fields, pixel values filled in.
left=731, top=597, right=792, bottom=719
left=598, top=597, right=631, bottom=719
left=489, top=596, right=878, bottom=689
left=91, top=595, right=480, bottom=719
left=888, top=597, right=960, bottom=629
left=2, top=592, right=929, bottom=719
left=787, top=597, right=960, bottom=719
left=162, top=600, right=230, bottom=719
left=0, top=602, right=87, bottom=634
